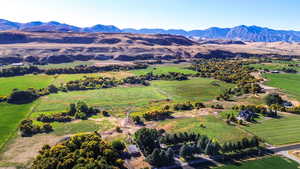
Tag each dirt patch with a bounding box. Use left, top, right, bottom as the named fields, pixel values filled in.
left=93, top=60, right=134, bottom=67
left=0, top=134, right=65, bottom=164
left=125, top=156, right=150, bottom=169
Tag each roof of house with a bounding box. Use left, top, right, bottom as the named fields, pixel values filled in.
left=127, top=145, right=139, bottom=153
left=239, top=110, right=254, bottom=119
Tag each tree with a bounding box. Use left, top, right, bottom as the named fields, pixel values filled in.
left=179, top=144, right=192, bottom=159
left=166, top=148, right=174, bottom=163
left=111, top=140, right=125, bottom=151
left=41, top=123, right=53, bottom=133
left=47, top=84, right=58, bottom=93
left=265, top=93, right=284, bottom=106
left=68, top=103, right=76, bottom=116
left=134, top=128, right=160, bottom=155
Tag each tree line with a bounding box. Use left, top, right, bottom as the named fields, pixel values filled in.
left=0, top=64, right=148, bottom=77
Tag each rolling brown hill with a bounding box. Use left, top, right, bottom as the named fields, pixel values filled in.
left=0, top=31, right=299, bottom=64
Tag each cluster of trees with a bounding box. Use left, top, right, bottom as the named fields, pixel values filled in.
left=134, top=128, right=261, bottom=167
left=37, top=101, right=100, bottom=122
left=44, top=64, right=148, bottom=75
left=31, top=133, right=126, bottom=169
left=190, top=59, right=262, bottom=99
left=173, top=102, right=194, bottom=111
left=159, top=132, right=202, bottom=145
left=0, top=66, right=42, bottom=77
left=0, top=64, right=148, bottom=77
left=7, top=89, right=38, bottom=104
left=64, top=76, right=119, bottom=91
left=142, top=109, right=173, bottom=121
left=19, top=119, right=52, bottom=137
left=173, top=102, right=205, bottom=111
left=265, top=93, right=284, bottom=106
left=280, top=68, right=298, bottom=73
left=221, top=137, right=260, bottom=153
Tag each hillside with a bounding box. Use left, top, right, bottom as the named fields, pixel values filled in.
left=0, top=31, right=300, bottom=65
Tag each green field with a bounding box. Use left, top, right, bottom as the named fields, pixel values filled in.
left=249, top=61, right=300, bottom=71
left=157, top=116, right=250, bottom=143
left=34, top=78, right=233, bottom=115
left=216, top=156, right=299, bottom=169
left=0, top=103, right=34, bottom=150
left=52, top=120, right=114, bottom=136
left=131, top=64, right=197, bottom=76
left=243, top=114, right=300, bottom=145
left=0, top=74, right=55, bottom=96
left=264, top=73, right=300, bottom=101
left=152, top=78, right=234, bottom=102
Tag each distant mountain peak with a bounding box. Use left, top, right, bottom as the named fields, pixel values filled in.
left=0, top=19, right=300, bottom=42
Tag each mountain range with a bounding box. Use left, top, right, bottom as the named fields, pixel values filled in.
left=1, top=19, right=300, bottom=42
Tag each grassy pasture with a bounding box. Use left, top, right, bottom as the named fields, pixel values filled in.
left=33, top=86, right=167, bottom=116
left=243, top=114, right=300, bottom=145
left=263, top=73, right=300, bottom=101
left=130, top=64, right=197, bottom=76
left=0, top=74, right=55, bottom=96
left=34, top=78, right=233, bottom=116
left=249, top=61, right=300, bottom=71
left=0, top=103, right=34, bottom=150
left=216, top=156, right=299, bottom=169
left=157, top=116, right=251, bottom=143
left=152, top=78, right=234, bottom=102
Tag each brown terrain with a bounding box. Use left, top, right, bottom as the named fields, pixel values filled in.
left=0, top=31, right=300, bottom=65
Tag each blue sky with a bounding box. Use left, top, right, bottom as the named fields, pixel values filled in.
left=1, top=0, right=300, bottom=30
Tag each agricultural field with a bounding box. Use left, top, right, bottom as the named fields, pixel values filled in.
left=243, top=113, right=300, bottom=145
left=33, top=78, right=233, bottom=116
left=248, top=60, right=300, bottom=71
left=157, top=116, right=251, bottom=143
left=0, top=74, right=55, bottom=96
left=216, top=156, right=299, bottom=169
left=263, top=73, right=300, bottom=101
left=151, top=78, right=234, bottom=102
left=130, top=64, right=197, bottom=75
left=0, top=103, right=34, bottom=150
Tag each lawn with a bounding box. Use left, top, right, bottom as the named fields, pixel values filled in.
left=263, top=73, right=300, bottom=101
left=130, top=64, right=197, bottom=76
left=157, top=116, right=251, bottom=143
left=34, top=78, right=233, bottom=116
left=0, top=103, right=34, bottom=150
left=243, top=114, right=300, bottom=145
left=52, top=120, right=114, bottom=136
left=216, top=156, right=299, bottom=169
left=0, top=74, right=55, bottom=96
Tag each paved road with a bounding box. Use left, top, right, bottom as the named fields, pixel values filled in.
left=269, top=143, right=300, bottom=153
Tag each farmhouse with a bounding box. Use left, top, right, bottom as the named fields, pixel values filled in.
left=237, top=110, right=255, bottom=121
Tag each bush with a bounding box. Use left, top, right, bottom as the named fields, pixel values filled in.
left=174, top=102, right=194, bottom=111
